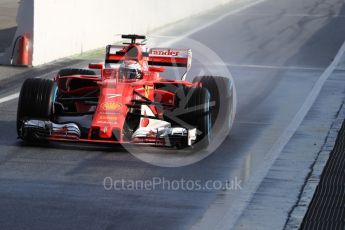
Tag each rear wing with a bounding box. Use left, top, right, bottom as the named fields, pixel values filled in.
left=148, top=48, right=192, bottom=80
left=105, top=45, right=192, bottom=80
left=148, top=48, right=192, bottom=67
left=105, top=45, right=126, bottom=64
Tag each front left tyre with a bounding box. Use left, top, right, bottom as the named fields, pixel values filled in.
left=193, top=76, right=235, bottom=138
left=187, top=87, right=211, bottom=147
left=165, top=87, right=211, bottom=148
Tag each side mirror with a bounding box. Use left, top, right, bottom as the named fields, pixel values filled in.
left=89, top=63, right=103, bottom=69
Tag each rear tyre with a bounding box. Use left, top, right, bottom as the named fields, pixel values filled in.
left=17, top=78, right=56, bottom=141
left=58, top=68, right=96, bottom=77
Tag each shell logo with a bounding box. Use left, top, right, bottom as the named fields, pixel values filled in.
left=101, top=102, right=122, bottom=111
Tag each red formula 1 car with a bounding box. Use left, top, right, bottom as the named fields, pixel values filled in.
left=17, top=35, right=233, bottom=148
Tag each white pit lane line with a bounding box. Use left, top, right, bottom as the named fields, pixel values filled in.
left=0, top=63, right=84, bottom=105
left=0, top=93, right=19, bottom=104
left=157, top=0, right=270, bottom=47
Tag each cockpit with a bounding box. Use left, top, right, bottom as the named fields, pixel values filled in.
left=118, top=60, right=143, bottom=80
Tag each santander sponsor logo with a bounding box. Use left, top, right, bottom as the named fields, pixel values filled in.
left=150, top=49, right=180, bottom=57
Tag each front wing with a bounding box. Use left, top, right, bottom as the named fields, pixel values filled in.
left=20, top=119, right=197, bottom=147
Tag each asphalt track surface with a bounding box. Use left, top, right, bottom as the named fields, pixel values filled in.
left=1, top=0, right=345, bottom=229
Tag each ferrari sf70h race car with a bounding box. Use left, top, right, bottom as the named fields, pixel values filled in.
left=17, top=35, right=233, bottom=149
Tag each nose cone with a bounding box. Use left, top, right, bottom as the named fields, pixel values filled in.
left=90, top=81, right=133, bottom=141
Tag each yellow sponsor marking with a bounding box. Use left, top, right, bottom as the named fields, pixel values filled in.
left=101, top=102, right=122, bottom=111
left=144, top=85, right=153, bottom=98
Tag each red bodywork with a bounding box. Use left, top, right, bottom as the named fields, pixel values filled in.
left=50, top=38, right=196, bottom=146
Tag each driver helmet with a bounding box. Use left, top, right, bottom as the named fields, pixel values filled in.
left=118, top=60, right=142, bottom=80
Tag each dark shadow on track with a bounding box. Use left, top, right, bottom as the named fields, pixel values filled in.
left=0, top=120, right=17, bottom=147
left=0, top=26, right=16, bottom=53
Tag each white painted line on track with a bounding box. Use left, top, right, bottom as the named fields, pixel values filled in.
left=193, top=22, right=345, bottom=230
left=201, top=62, right=325, bottom=71
left=157, top=0, right=270, bottom=46
left=233, top=13, right=345, bottom=18
left=0, top=63, right=85, bottom=105
left=0, top=71, right=55, bottom=105
left=0, top=93, right=19, bottom=104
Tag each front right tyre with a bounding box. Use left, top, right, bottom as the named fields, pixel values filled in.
left=17, top=78, right=56, bottom=141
